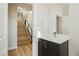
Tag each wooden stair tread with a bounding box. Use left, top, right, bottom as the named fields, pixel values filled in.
left=17, top=19, right=31, bottom=46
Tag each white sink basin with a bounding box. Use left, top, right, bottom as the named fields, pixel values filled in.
left=37, top=32, right=69, bottom=44
left=52, top=34, right=69, bottom=44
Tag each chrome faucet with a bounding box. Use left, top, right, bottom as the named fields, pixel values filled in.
left=52, top=32, right=57, bottom=37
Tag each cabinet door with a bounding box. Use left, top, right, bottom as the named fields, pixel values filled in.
left=38, top=39, right=48, bottom=56
left=38, top=39, right=42, bottom=56
left=47, top=41, right=59, bottom=56
left=42, top=39, right=48, bottom=56
left=59, top=41, right=68, bottom=56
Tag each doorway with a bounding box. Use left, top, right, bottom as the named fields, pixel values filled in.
left=8, top=3, right=32, bottom=56
left=56, top=15, right=62, bottom=34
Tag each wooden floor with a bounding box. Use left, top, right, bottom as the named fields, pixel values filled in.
left=8, top=18, right=32, bottom=56
left=8, top=44, right=32, bottom=56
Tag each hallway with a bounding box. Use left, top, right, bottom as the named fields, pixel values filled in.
left=8, top=18, right=32, bottom=56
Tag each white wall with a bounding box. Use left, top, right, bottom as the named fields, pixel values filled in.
left=8, top=4, right=17, bottom=50
left=62, top=5, right=69, bottom=34
left=62, top=16, right=69, bottom=34
left=0, top=3, right=8, bottom=56
left=69, top=4, right=79, bottom=56
left=37, top=6, right=48, bottom=34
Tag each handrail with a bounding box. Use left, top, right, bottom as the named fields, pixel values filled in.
left=25, top=19, right=32, bottom=39
left=21, top=16, right=32, bottom=39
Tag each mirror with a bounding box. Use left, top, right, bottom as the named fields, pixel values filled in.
left=56, top=15, right=62, bottom=34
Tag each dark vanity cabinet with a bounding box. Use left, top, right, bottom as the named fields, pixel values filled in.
left=38, top=38, right=68, bottom=56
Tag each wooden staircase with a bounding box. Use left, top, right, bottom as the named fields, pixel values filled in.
left=17, top=18, right=31, bottom=46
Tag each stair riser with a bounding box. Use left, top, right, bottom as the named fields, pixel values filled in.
left=17, top=19, right=30, bottom=46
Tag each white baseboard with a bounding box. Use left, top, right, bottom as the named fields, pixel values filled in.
left=8, top=46, right=17, bottom=50
left=0, top=49, right=8, bottom=56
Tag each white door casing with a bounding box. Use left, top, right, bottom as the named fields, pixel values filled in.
left=0, top=3, right=8, bottom=56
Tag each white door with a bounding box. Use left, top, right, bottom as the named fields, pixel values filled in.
left=0, top=3, right=8, bottom=56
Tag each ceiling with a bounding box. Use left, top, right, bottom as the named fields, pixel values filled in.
left=17, top=3, right=69, bottom=11
left=36, top=3, right=69, bottom=8
left=17, top=3, right=32, bottom=11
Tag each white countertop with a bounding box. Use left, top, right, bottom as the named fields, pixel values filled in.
left=37, top=32, right=69, bottom=44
